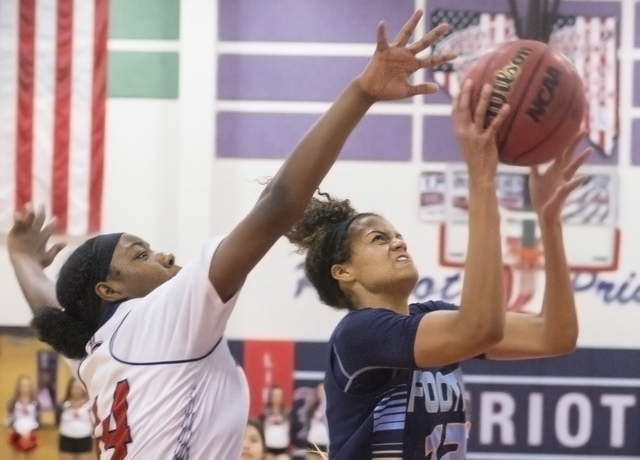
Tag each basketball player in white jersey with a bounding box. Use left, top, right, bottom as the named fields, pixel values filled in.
left=7, top=11, right=455, bottom=459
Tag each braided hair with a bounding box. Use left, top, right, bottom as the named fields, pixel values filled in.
left=31, top=233, right=122, bottom=359
left=285, top=192, right=375, bottom=310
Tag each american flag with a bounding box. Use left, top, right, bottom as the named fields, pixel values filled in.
left=430, top=9, right=618, bottom=158
left=0, top=0, right=108, bottom=235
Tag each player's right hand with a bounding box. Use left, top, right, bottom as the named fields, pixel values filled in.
left=8, top=203, right=67, bottom=268
left=452, top=80, right=510, bottom=184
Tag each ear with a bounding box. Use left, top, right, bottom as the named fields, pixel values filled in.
left=94, top=281, right=126, bottom=303
left=331, top=263, right=355, bottom=283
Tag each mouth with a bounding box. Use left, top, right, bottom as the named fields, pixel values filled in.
left=396, top=254, right=411, bottom=262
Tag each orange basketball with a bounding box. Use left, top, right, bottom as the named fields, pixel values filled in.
left=466, top=39, right=586, bottom=166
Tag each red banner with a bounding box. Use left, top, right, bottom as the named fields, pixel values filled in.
left=243, top=340, right=295, bottom=418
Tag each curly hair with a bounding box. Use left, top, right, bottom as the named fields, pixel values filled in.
left=285, top=192, right=375, bottom=310
left=31, top=236, right=108, bottom=360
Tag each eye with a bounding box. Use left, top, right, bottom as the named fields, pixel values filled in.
left=372, top=234, right=385, bottom=242
left=136, top=251, right=148, bottom=260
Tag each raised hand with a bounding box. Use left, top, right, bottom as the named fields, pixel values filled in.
left=452, top=80, right=510, bottom=183
left=529, top=130, right=592, bottom=223
left=356, top=10, right=456, bottom=101
left=8, top=203, right=67, bottom=268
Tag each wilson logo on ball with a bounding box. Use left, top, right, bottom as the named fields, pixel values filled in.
left=466, top=39, right=586, bottom=166
left=526, top=66, right=561, bottom=123
left=487, top=46, right=533, bottom=120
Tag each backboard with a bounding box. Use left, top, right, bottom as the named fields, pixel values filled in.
left=420, top=164, right=620, bottom=272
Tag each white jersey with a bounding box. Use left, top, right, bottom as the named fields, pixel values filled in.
left=72, top=237, right=249, bottom=460
left=58, top=401, right=93, bottom=438
left=307, top=400, right=328, bottom=447
left=262, top=411, right=290, bottom=449
left=7, top=399, right=40, bottom=435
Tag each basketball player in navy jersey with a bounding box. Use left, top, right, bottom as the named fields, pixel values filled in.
left=285, top=80, right=591, bottom=459
left=7, top=11, right=456, bottom=459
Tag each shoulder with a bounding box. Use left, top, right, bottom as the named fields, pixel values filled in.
left=337, top=307, right=399, bottom=326
left=409, top=300, right=458, bottom=315
left=332, top=308, right=397, bottom=338
left=331, top=307, right=423, bottom=354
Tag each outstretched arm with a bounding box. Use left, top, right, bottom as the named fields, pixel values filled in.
left=8, top=204, right=66, bottom=312
left=210, top=11, right=456, bottom=301
left=486, top=131, right=591, bottom=360
left=412, top=80, right=510, bottom=368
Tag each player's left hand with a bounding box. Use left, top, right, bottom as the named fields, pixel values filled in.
left=356, top=10, right=456, bottom=101
left=529, top=130, right=592, bottom=224
left=8, top=203, right=67, bottom=268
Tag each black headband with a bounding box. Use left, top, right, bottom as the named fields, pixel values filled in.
left=321, top=214, right=363, bottom=262
left=59, top=232, right=123, bottom=328
left=89, top=232, right=123, bottom=296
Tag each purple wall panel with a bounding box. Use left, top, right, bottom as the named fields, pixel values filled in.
left=635, top=61, right=640, bottom=107
left=219, top=0, right=414, bottom=43
left=581, top=139, right=618, bottom=165
left=423, top=116, right=618, bottom=165
left=423, top=116, right=459, bottom=162
left=217, top=113, right=411, bottom=161
left=218, top=55, right=369, bottom=101
left=423, top=69, right=452, bottom=105
left=216, top=0, right=623, bottom=165
left=633, top=120, right=640, bottom=166
left=637, top=3, right=640, bottom=48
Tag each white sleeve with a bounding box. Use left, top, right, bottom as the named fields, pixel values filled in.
left=109, top=236, right=242, bottom=363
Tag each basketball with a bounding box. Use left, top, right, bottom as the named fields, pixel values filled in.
left=466, top=39, right=586, bottom=166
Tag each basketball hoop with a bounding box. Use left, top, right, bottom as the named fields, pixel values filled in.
left=507, top=240, right=543, bottom=270
left=508, top=0, right=562, bottom=43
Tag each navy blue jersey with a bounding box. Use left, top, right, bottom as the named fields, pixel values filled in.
left=325, top=300, right=467, bottom=460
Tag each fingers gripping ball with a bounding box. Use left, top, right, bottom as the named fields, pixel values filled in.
left=466, top=39, right=586, bottom=166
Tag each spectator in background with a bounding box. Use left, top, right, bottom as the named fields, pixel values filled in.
left=6, top=376, right=40, bottom=460
left=56, top=378, right=95, bottom=460
left=260, top=385, right=292, bottom=460
left=305, top=383, right=328, bottom=459
left=242, top=419, right=266, bottom=460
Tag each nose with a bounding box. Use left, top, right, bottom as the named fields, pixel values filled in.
left=166, top=253, right=175, bottom=267
left=391, top=238, right=407, bottom=252
left=157, top=252, right=175, bottom=268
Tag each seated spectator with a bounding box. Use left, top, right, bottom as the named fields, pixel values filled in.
left=306, top=383, right=328, bottom=459
left=242, top=419, right=266, bottom=460
left=260, top=385, right=291, bottom=460
left=56, top=378, right=94, bottom=460
left=7, top=376, right=40, bottom=460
